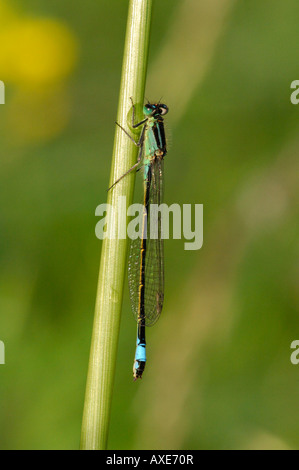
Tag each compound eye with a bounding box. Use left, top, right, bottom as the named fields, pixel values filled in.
left=159, top=105, right=168, bottom=115
left=143, top=104, right=154, bottom=115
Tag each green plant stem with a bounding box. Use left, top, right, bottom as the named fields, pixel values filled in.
left=80, top=0, right=152, bottom=450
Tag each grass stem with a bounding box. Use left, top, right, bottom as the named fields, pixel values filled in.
left=80, top=0, right=152, bottom=450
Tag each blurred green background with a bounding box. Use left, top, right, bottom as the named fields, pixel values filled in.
left=0, top=0, right=298, bottom=450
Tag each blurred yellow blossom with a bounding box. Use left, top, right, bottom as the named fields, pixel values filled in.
left=0, top=17, right=78, bottom=85
left=0, top=7, right=79, bottom=144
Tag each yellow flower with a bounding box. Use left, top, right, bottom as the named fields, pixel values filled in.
left=0, top=17, right=78, bottom=85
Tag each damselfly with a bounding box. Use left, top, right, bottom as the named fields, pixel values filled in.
left=109, top=98, right=168, bottom=380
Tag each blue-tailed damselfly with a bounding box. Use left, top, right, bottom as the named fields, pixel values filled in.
left=109, top=98, right=168, bottom=379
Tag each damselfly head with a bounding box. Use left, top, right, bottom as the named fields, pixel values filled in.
left=143, top=103, right=169, bottom=117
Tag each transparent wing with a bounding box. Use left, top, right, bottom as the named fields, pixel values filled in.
left=128, top=159, right=164, bottom=327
